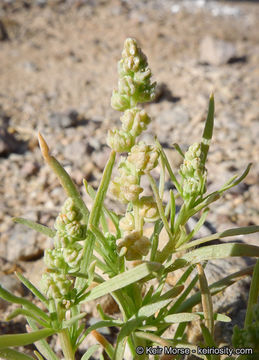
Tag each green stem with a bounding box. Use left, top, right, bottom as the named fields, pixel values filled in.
left=148, top=174, right=175, bottom=254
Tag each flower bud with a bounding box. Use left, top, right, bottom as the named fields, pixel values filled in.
left=44, top=249, right=67, bottom=271
left=107, top=129, right=134, bottom=152
left=110, top=174, right=143, bottom=203
left=128, top=142, right=159, bottom=173
left=63, top=244, right=83, bottom=270
left=117, top=230, right=150, bottom=260
left=121, top=108, right=151, bottom=137
left=139, top=196, right=159, bottom=222
left=41, top=273, right=72, bottom=300
left=111, top=90, right=131, bottom=111
left=180, top=142, right=207, bottom=199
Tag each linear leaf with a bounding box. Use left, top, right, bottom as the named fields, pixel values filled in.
left=26, top=318, right=59, bottom=360
left=0, top=348, right=34, bottom=360
left=164, top=313, right=200, bottom=323
left=201, top=94, right=214, bottom=168
left=195, top=312, right=231, bottom=322
left=177, top=266, right=254, bottom=313
left=15, top=272, right=48, bottom=307
left=6, top=309, right=50, bottom=328
left=81, top=345, right=100, bottom=360
left=0, top=285, right=50, bottom=322
left=181, top=243, right=259, bottom=264
left=0, top=328, right=56, bottom=349
left=38, top=133, right=89, bottom=224
left=178, top=225, right=259, bottom=251
left=245, top=258, right=259, bottom=328
left=12, top=217, right=55, bottom=238
left=78, top=262, right=163, bottom=303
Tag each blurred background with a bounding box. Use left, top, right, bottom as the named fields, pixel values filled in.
left=0, top=0, right=258, bottom=358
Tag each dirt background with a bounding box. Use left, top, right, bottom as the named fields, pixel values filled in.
left=0, top=0, right=259, bottom=358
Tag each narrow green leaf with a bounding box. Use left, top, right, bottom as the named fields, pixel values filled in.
left=62, top=312, right=87, bottom=328
left=170, top=189, right=176, bottom=232
left=173, top=143, right=185, bottom=158
left=177, top=266, right=254, bottom=312
left=81, top=344, right=100, bottom=360
left=88, top=151, right=116, bottom=229
left=245, top=258, right=259, bottom=328
left=164, top=313, right=200, bottom=323
left=178, top=225, right=259, bottom=251
left=158, top=285, right=184, bottom=301
left=34, top=351, right=44, bottom=360
left=177, top=208, right=210, bottom=248
left=148, top=174, right=175, bottom=247
left=159, top=157, right=165, bottom=199
left=114, top=319, right=140, bottom=360
left=181, top=243, right=259, bottom=264
left=26, top=318, right=59, bottom=360
left=83, top=180, right=120, bottom=235
left=0, top=348, right=34, bottom=360
left=195, top=312, right=231, bottom=322
left=77, top=151, right=116, bottom=292
left=38, top=133, right=89, bottom=225
left=0, top=285, right=50, bottom=323
left=6, top=308, right=50, bottom=328
left=76, top=320, right=121, bottom=351
left=201, top=94, right=214, bottom=168
left=155, top=138, right=182, bottom=194
left=12, top=217, right=55, bottom=238
left=200, top=324, right=220, bottom=360
left=15, top=272, right=48, bottom=307
left=0, top=328, right=56, bottom=349
left=138, top=299, right=172, bottom=317
left=219, top=163, right=252, bottom=193
left=78, top=262, right=163, bottom=303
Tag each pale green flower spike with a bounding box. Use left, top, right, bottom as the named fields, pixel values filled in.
left=111, top=38, right=156, bottom=111
left=179, top=142, right=207, bottom=200
left=41, top=197, right=86, bottom=305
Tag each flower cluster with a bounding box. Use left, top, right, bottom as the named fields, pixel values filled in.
left=41, top=198, right=86, bottom=305
left=179, top=142, right=207, bottom=200
left=117, top=231, right=150, bottom=261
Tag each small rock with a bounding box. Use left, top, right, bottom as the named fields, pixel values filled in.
left=155, top=105, right=189, bottom=144
left=48, top=110, right=85, bottom=129
left=199, top=36, right=237, bottom=65
left=5, top=225, right=44, bottom=262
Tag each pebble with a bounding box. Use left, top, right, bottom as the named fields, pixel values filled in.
left=199, top=36, right=237, bottom=65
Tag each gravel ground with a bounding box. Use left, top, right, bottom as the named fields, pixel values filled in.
left=0, top=0, right=258, bottom=358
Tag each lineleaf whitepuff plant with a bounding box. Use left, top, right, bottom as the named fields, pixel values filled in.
left=0, top=38, right=259, bottom=360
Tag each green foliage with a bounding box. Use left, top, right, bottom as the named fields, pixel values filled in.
left=0, top=38, right=258, bottom=360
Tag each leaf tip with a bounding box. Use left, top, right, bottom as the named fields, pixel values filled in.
left=38, top=132, right=50, bottom=162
